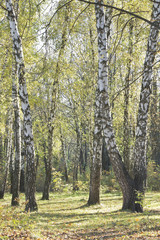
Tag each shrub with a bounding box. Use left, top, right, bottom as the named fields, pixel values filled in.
left=51, top=169, right=64, bottom=192
left=101, top=170, right=120, bottom=193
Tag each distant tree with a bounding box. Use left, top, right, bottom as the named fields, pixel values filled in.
left=0, top=110, right=13, bottom=199
left=42, top=4, right=69, bottom=200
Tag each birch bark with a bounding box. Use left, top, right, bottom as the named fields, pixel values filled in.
left=11, top=57, right=21, bottom=206
left=133, top=0, right=160, bottom=212
left=150, top=75, right=160, bottom=165
left=88, top=0, right=135, bottom=209
left=88, top=0, right=107, bottom=205
left=6, top=0, right=37, bottom=211
left=89, top=0, right=160, bottom=211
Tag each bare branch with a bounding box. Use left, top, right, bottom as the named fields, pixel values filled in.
left=46, top=0, right=73, bottom=29
left=79, top=0, right=160, bottom=29
left=0, top=3, right=7, bottom=11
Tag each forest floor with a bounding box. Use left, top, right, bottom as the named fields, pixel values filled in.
left=0, top=191, right=160, bottom=239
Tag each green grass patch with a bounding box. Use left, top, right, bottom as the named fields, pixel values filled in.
left=0, top=192, right=160, bottom=239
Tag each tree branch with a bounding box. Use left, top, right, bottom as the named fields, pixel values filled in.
left=79, top=0, right=160, bottom=29
left=0, top=3, right=7, bottom=11
left=46, top=0, right=73, bottom=29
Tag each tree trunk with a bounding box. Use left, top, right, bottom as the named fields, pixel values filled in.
left=42, top=136, right=52, bottom=200
left=73, top=127, right=80, bottom=191
left=133, top=0, right=160, bottom=212
left=20, top=128, right=25, bottom=193
left=0, top=110, right=13, bottom=199
left=88, top=129, right=102, bottom=205
left=42, top=5, right=69, bottom=199
left=79, top=148, right=84, bottom=174
left=11, top=57, right=21, bottom=206
left=88, top=0, right=113, bottom=205
left=123, top=21, right=133, bottom=172
left=102, top=138, right=110, bottom=172
left=150, top=75, right=160, bottom=165
left=6, top=0, right=38, bottom=211
left=88, top=0, right=160, bottom=212
left=60, top=128, right=68, bottom=182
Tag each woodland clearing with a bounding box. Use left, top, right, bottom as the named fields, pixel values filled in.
left=0, top=191, right=160, bottom=239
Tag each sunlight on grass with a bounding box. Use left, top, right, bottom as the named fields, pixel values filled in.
left=0, top=191, right=160, bottom=239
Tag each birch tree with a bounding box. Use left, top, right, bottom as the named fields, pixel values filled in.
left=133, top=0, right=160, bottom=212
left=88, top=0, right=160, bottom=211
left=5, top=0, right=38, bottom=211
left=11, top=58, right=21, bottom=206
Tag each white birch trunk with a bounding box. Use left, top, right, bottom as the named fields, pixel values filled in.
left=6, top=0, right=37, bottom=211
left=133, top=0, right=160, bottom=212
left=88, top=0, right=107, bottom=205
left=88, top=0, right=135, bottom=208
left=11, top=57, right=21, bottom=206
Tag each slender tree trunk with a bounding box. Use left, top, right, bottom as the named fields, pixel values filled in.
left=60, top=128, right=68, bottom=182
left=84, top=140, right=88, bottom=172
left=10, top=146, right=14, bottom=194
left=0, top=110, right=13, bottom=199
left=42, top=6, right=69, bottom=199
left=133, top=1, right=160, bottom=212
left=73, top=127, right=80, bottom=190
left=20, top=127, right=25, bottom=193
left=42, top=142, right=51, bottom=200
left=123, top=21, right=133, bottom=172
left=79, top=148, right=84, bottom=174
left=6, top=0, right=38, bottom=211
left=11, top=57, right=21, bottom=206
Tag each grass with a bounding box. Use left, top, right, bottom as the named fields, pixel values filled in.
left=0, top=191, right=160, bottom=239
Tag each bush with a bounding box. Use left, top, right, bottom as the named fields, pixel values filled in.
left=51, top=169, right=64, bottom=192
left=101, top=170, right=120, bottom=193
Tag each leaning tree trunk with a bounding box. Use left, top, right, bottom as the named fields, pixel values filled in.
left=88, top=0, right=136, bottom=209
left=133, top=0, right=160, bottom=212
left=6, top=0, right=38, bottom=211
left=88, top=0, right=160, bottom=212
left=11, top=57, right=21, bottom=206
